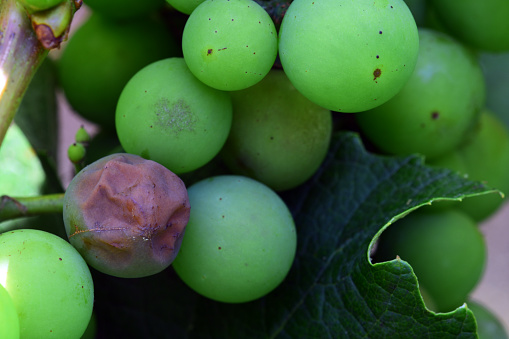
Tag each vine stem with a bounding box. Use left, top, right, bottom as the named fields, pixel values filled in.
left=0, top=193, right=64, bottom=222
left=0, top=0, right=49, bottom=146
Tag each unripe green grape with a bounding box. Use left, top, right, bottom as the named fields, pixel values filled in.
left=278, top=0, right=419, bottom=112
left=75, top=125, right=91, bottom=145
left=58, top=14, right=180, bottom=128
left=0, top=229, right=94, bottom=338
left=0, top=283, right=19, bottom=339
left=166, top=0, right=205, bottom=14
left=428, top=110, right=509, bottom=221
left=467, top=300, right=509, bottom=339
left=68, top=142, right=87, bottom=164
left=182, top=0, right=278, bottom=91
left=17, top=0, right=64, bottom=12
left=221, top=69, right=332, bottom=191
left=374, top=209, right=486, bottom=312
left=83, top=0, right=165, bottom=20
left=173, top=175, right=297, bottom=303
left=356, top=28, right=486, bottom=159
left=63, top=153, right=190, bottom=278
left=116, top=58, right=233, bottom=174
left=427, top=0, right=509, bottom=52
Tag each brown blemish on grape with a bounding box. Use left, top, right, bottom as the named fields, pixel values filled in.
left=207, top=49, right=213, bottom=55
left=64, top=154, right=190, bottom=278
left=154, top=98, right=197, bottom=135
left=373, top=68, right=382, bottom=81
left=431, top=111, right=440, bottom=120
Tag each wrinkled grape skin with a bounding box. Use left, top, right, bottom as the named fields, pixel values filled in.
left=0, top=229, right=94, bottom=338
left=278, top=0, right=419, bottom=112
left=63, top=153, right=190, bottom=278
left=356, top=28, right=486, bottom=159
left=182, top=0, right=278, bottom=91
left=374, top=210, right=486, bottom=312
left=116, top=58, right=233, bottom=174
left=173, top=175, right=297, bottom=303
left=221, top=69, right=332, bottom=191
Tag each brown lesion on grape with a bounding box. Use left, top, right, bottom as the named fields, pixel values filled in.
left=154, top=98, right=197, bottom=135
left=207, top=49, right=213, bottom=55
left=431, top=111, right=440, bottom=120
left=373, top=68, right=382, bottom=81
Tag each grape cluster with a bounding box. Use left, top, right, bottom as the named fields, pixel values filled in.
left=1, top=0, right=509, bottom=337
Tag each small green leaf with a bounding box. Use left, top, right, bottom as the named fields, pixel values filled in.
left=91, top=131, right=493, bottom=338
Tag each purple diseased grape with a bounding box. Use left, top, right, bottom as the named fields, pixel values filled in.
left=63, top=153, right=190, bottom=278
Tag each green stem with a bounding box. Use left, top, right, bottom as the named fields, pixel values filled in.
left=0, top=0, right=49, bottom=146
left=0, top=193, right=64, bottom=222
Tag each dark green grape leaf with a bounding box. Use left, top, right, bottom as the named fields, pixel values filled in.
left=92, top=131, right=494, bottom=338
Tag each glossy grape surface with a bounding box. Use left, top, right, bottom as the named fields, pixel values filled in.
left=221, top=69, right=332, bottom=191
left=173, top=175, right=297, bottom=303
left=375, top=209, right=486, bottom=312
left=0, top=229, right=94, bottom=338
left=116, top=58, right=232, bottom=174
left=182, top=0, right=278, bottom=91
left=0, top=283, right=19, bottom=339
left=278, top=0, right=419, bottom=112
left=356, top=28, right=486, bottom=159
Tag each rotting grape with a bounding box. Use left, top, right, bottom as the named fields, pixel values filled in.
left=172, top=175, right=297, bottom=303
left=115, top=57, right=233, bottom=174
left=63, top=153, right=191, bottom=278
left=0, top=229, right=94, bottom=338
left=356, top=28, right=486, bottom=159
left=373, top=209, right=486, bottom=312
left=182, top=0, right=278, bottom=91
left=221, top=69, right=332, bottom=191
left=278, top=0, right=419, bottom=112
left=58, top=14, right=180, bottom=129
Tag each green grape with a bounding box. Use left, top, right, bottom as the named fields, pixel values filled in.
left=356, top=28, right=486, bottom=159
left=116, top=58, right=233, bottom=174
left=172, top=175, right=297, bottom=303
left=68, top=142, right=87, bottom=164
left=0, top=283, right=19, bottom=339
left=427, top=0, right=509, bottom=52
left=182, top=0, right=278, bottom=91
left=63, top=153, right=190, bottom=278
left=467, top=300, right=509, bottom=339
left=75, top=125, right=91, bottom=145
left=0, top=229, right=94, bottom=338
left=221, top=69, right=332, bottom=191
left=278, top=0, right=419, bottom=112
left=166, top=0, right=205, bottom=14
left=428, top=110, right=509, bottom=221
left=58, top=14, right=180, bottom=128
left=374, top=209, right=486, bottom=312
left=17, top=0, right=63, bottom=12
left=83, top=0, right=165, bottom=20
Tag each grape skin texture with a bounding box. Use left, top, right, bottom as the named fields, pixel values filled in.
left=356, top=28, right=486, bottom=159
left=0, top=229, right=94, bottom=338
left=221, top=69, right=332, bottom=191
left=0, top=283, right=19, bottom=339
left=278, top=0, right=419, bottom=112
left=115, top=58, right=232, bottom=174
left=182, top=0, right=278, bottom=91
left=172, top=175, right=297, bottom=303
left=375, top=210, right=486, bottom=312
